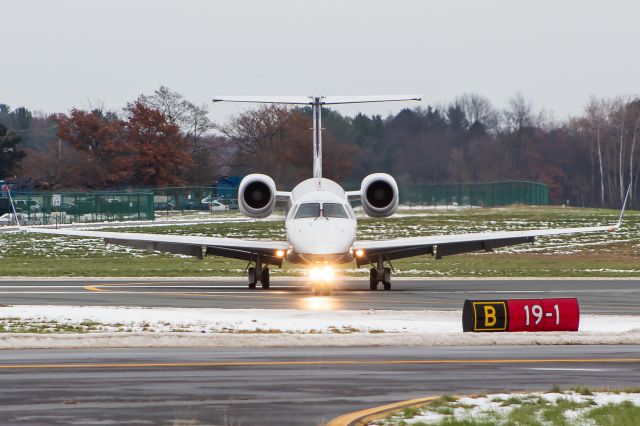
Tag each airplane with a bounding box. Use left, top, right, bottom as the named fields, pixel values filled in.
left=24, top=96, right=630, bottom=296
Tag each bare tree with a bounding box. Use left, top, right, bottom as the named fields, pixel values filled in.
left=455, top=93, right=499, bottom=132
left=135, top=86, right=192, bottom=130
left=217, top=105, right=354, bottom=185
left=185, top=103, right=214, bottom=150
left=627, top=100, right=640, bottom=205
left=609, top=98, right=628, bottom=201
left=503, top=93, right=534, bottom=132
left=19, top=140, right=85, bottom=189
left=585, top=98, right=607, bottom=205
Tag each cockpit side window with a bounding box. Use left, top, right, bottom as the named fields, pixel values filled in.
left=294, top=203, right=321, bottom=219
left=323, top=203, right=348, bottom=218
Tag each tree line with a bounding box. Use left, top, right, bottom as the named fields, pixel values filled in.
left=1, top=87, right=639, bottom=207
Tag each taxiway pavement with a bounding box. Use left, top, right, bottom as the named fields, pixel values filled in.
left=0, top=278, right=638, bottom=314
left=0, top=345, right=638, bottom=425
left=2, top=278, right=639, bottom=424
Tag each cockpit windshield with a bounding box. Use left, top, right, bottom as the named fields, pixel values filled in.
left=323, top=203, right=348, bottom=218
left=294, top=202, right=349, bottom=219
left=294, top=203, right=321, bottom=219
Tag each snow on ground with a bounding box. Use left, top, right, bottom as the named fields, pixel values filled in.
left=375, top=391, right=640, bottom=426
left=0, top=212, right=283, bottom=233
left=1, top=306, right=640, bottom=348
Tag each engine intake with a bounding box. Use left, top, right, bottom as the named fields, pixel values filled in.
left=360, top=173, right=399, bottom=217
left=238, top=174, right=277, bottom=218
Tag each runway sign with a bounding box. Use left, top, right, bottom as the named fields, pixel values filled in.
left=507, top=298, right=579, bottom=332
left=462, top=298, right=579, bottom=332
left=462, top=300, right=508, bottom=332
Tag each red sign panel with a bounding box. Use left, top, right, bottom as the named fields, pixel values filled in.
left=507, top=298, right=579, bottom=332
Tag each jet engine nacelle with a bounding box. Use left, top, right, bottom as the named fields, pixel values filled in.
left=238, top=174, right=277, bottom=218
left=359, top=173, right=399, bottom=217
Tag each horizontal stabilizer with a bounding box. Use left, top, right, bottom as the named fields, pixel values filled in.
left=212, top=95, right=422, bottom=106
left=321, top=95, right=422, bottom=105
left=212, top=96, right=313, bottom=105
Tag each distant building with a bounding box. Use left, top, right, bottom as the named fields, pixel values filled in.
left=215, top=175, right=242, bottom=199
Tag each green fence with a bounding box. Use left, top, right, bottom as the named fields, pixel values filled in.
left=399, top=181, right=549, bottom=207
left=5, top=190, right=154, bottom=225
left=1, top=181, right=548, bottom=225
left=152, top=186, right=237, bottom=211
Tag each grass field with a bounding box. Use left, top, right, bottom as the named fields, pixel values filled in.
left=0, top=206, right=638, bottom=277
left=375, top=389, right=640, bottom=426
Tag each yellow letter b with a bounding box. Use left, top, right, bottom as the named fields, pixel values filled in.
left=484, top=306, right=497, bottom=327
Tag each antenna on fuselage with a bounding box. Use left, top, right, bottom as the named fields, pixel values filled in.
left=212, top=95, right=422, bottom=188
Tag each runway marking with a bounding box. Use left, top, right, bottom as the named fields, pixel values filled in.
left=0, top=286, right=86, bottom=289
left=0, top=358, right=638, bottom=370
left=328, top=395, right=440, bottom=426
left=526, top=368, right=609, bottom=372
left=0, top=292, right=94, bottom=294
left=80, top=283, right=465, bottom=304
left=83, top=283, right=299, bottom=299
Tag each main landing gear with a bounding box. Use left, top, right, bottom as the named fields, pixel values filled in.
left=247, top=255, right=270, bottom=289
left=369, top=256, right=392, bottom=291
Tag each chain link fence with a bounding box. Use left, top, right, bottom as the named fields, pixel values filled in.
left=0, top=181, right=548, bottom=225
left=152, top=187, right=237, bottom=214
left=1, top=190, right=154, bottom=225
left=398, top=181, right=548, bottom=207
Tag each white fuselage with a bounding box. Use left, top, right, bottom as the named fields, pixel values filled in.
left=284, top=178, right=357, bottom=265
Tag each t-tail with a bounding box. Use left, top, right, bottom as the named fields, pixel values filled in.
left=212, top=95, right=422, bottom=187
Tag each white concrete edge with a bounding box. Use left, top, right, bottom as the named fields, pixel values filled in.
left=2, top=331, right=640, bottom=349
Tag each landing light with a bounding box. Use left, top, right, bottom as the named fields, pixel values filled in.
left=309, top=266, right=335, bottom=281
left=275, top=249, right=285, bottom=258
left=355, top=249, right=365, bottom=258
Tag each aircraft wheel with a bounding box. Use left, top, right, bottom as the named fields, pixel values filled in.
left=383, top=267, right=391, bottom=291
left=369, top=268, right=378, bottom=291
left=261, top=267, right=270, bottom=289
left=248, top=267, right=257, bottom=289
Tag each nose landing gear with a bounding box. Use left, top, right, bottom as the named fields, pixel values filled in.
left=311, top=282, right=332, bottom=296
left=309, top=266, right=335, bottom=296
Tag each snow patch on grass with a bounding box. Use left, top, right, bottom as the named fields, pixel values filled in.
left=374, top=391, right=640, bottom=425
left=1, top=306, right=640, bottom=348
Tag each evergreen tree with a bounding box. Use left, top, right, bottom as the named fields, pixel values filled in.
left=0, top=123, right=26, bottom=178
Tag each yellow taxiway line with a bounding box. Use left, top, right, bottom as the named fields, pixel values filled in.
left=1, top=357, right=638, bottom=370
left=327, top=395, right=440, bottom=426
left=82, top=282, right=465, bottom=305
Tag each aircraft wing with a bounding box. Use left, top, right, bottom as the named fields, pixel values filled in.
left=352, top=224, right=618, bottom=264
left=354, top=187, right=630, bottom=265
left=26, top=228, right=289, bottom=264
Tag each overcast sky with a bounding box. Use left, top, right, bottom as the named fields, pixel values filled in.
left=2, top=0, right=638, bottom=123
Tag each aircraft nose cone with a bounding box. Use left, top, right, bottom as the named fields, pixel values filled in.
left=289, top=219, right=355, bottom=255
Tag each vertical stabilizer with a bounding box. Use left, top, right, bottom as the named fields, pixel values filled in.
left=312, top=97, right=323, bottom=188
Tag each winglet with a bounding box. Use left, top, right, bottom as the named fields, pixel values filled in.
left=610, top=185, right=631, bottom=231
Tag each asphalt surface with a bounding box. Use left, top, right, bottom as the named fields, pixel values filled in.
left=0, top=278, right=639, bottom=314
left=1, top=278, right=639, bottom=425
left=0, top=345, right=639, bottom=425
